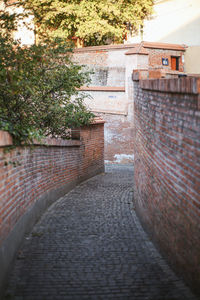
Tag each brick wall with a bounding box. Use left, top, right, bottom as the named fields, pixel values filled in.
left=73, top=45, right=132, bottom=164
left=101, top=113, right=134, bottom=164
left=148, top=48, right=184, bottom=72
left=0, top=121, right=104, bottom=294
left=73, top=42, right=185, bottom=164
left=133, top=75, right=200, bottom=295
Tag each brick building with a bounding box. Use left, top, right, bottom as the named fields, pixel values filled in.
left=73, top=41, right=186, bottom=163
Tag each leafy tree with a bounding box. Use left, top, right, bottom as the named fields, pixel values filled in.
left=20, top=0, right=153, bottom=46
left=0, top=9, right=94, bottom=145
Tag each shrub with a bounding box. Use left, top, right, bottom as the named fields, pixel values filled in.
left=0, top=11, right=94, bottom=145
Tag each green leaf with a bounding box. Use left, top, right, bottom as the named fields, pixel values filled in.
left=0, top=11, right=94, bottom=145
left=20, top=0, right=153, bottom=45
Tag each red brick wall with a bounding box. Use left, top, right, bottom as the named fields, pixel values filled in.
left=133, top=76, right=200, bottom=295
left=0, top=122, right=104, bottom=247
left=148, top=48, right=184, bottom=72
left=78, top=123, right=105, bottom=178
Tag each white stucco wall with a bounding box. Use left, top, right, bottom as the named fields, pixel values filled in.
left=185, top=46, right=200, bottom=74
left=107, top=50, right=128, bottom=67
left=73, top=46, right=138, bottom=163
left=131, top=0, right=200, bottom=47
left=83, top=91, right=127, bottom=115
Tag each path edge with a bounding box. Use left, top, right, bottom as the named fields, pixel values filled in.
left=0, top=166, right=104, bottom=299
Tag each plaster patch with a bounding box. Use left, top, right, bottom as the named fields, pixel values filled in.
left=114, top=154, right=134, bottom=164
left=104, top=128, right=127, bottom=144
left=104, top=160, right=112, bottom=164
left=104, top=129, right=118, bottom=144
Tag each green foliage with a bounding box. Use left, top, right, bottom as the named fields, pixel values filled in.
left=0, top=10, right=94, bottom=145
left=20, top=0, right=153, bottom=46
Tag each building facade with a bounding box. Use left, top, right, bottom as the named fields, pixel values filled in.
left=129, top=0, right=200, bottom=74
left=73, top=41, right=186, bottom=163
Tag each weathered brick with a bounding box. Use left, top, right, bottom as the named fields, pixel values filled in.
left=0, top=122, right=104, bottom=247
left=133, top=77, right=200, bottom=296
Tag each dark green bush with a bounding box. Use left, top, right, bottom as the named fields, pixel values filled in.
left=0, top=12, right=94, bottom=145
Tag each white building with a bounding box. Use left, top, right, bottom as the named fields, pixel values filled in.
left=129, top=0, right=200, bottom=74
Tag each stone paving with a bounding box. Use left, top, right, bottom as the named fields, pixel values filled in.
left=4, top=165, right=198, bottom=300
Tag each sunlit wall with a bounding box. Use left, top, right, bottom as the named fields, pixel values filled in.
left=130, top=0, right=200, bottom=74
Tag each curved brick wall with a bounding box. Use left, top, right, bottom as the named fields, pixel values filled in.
left=0, top=122, right=104, bottom=294
left=133, top=76, right=200, bottom=295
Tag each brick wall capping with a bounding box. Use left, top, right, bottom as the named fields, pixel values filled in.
left=142, top=41, right=186, bottom=51
left=0, top=119, right=106, bottom=148
left=91, top=109, right=127, bottom=116
left=0, top=130, right=13, bottom=147
left=132, top=69, right=187, bottom=81
left=187, top=73, right=200, bottom=77
left=73, top=41, right=186, bottom=54
left=90, top=116, right=106, bottom=124
left=73, top=43, right=137, bottom=53
left=33, top=138, right=81, bottom=147
left=0, top=131, right=82, bottom=148
left=125, top=50, right=149, bottom=56
left=139, top=77, right=200, bottom=95
left=125, top=45, right=149, bottom=56
left=78, top=86, right=125, bottom=92
left=132, top=69, right=149, bottom=81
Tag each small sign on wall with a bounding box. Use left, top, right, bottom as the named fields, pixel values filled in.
left=162, top=58, right=169, bottom=66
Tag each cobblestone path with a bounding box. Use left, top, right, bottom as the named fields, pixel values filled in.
left=4, top=165, right=198, bottom=300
